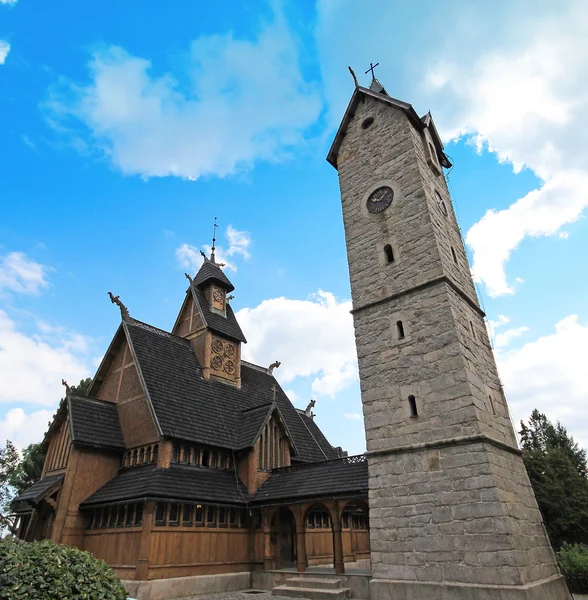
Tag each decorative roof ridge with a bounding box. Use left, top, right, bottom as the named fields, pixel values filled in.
left=69, top=394, right=116, bottom=406
left=271, top=454, right=367, bottom=473
left=241, top=360, right=273, bottom=374
left=127, top=318, right=190, bottom=345
left=242, top=402, right=274, bottom=414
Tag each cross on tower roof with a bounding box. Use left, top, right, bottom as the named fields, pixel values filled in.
left=365, top=62, right=380, bottom=79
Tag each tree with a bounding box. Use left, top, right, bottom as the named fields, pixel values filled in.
left=0, top=441, right=19, bottom=533
left=520, top=409, right=588, bottom=548
left=8, top=444, right=45, bottom=498
left=0, top=377, right=92, bottom=531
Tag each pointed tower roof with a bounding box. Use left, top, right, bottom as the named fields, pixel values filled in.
left=327, top=70, right=452, bottom=170
left=193, top=259, right=235, bottom=292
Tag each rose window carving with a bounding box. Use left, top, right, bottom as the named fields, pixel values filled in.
left=224, top=360, right=235, bottom=374
left=213, top=288, right=224, bottom=303
left=211, top=339, right=224, bottom=354
left=211, top=355, right=223, bottom=371
left=224, top=343, right=235, bottom=358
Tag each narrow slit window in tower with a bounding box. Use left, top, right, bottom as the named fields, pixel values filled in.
left=384, top=244, right=394, bottom=263
left=396, top=320, right=405, bottom=340
left=489, top=395, right=496, bottom=415
left=408, top=395, right=418, bottom=418
left=451, top=246, right=458, bottom=264
left=470, top=321, right=476, bottom=339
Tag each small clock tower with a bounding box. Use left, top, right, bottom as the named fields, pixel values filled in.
left=328, top=75, right=569, bottom=599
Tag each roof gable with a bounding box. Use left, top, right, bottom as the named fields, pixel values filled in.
left=68, top=395, right=125, bottom=451
left=193, top=260, right=235, bottom=292
left=122, top=321, right=336, bottom=461
left=326, top=86, right=451, bottom=170
left=191, top=285, right=246, bottom=343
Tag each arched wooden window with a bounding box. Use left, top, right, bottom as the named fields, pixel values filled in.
left=125, top=451, right=131, bottom=467
left=145, top=446, right=152, bottom=463
left=139, top=448, right=145, bottom=465
left=153, top=444, right=158, bottom=464
left=201, top=450, right=209, bottom=467
left=396, top=320, right=405, bottom=340
left=258, top=433, right=264, bottom=470
left=408, top=395, right=418, bottom=417
left=384, top=244, right=394, bottom=264
left=132, top=450, right=138, bottom=467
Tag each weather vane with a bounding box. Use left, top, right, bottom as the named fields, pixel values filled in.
left=365, top=62, right=380, bottom=79
left=211, top=217, right=218, bottom=263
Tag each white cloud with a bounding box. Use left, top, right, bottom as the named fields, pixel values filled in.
left=497, top=315, right=588, bottom=448
left=494, top=326, right=530, bottom=350
left=237, top=290, right=358, bottom=397
left=0, top=310, right=92, bottom=407
left=316, top=1, right=588, bottom=297
left=0, top=41, right=9, bottom=65
left=176, top=226, right=251, bottom=273
left=0, top=408, right=54, bottom=450
left=45, top=10, right=321, bottom=180
left=0, top=0, right=18, bottom=5
left=0, top=252, right=50, bottom=295
left=344, top=413, right=362, bottom=421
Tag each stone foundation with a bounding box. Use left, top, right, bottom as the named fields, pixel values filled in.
left=123, top=571, right=251, bottom=600
left=370, top=574, right=570, bottom=600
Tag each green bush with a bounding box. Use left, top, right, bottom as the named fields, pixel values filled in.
left=0, top=538, right=127, bottom=600
left=557, top=542, right=588, bottom=593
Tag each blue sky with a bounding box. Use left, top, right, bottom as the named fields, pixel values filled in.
left=1, top=0, right=587, bottom=456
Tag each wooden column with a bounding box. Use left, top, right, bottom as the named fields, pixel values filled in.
left=135, top=502, right=155, bottom=580
left=328, top=501, right=345, bottom=575
left=293, top=505, right=307, bottom=573
left=263, top=509, right=273, bottom=570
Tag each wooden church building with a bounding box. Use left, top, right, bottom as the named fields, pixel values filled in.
left=11, top=251, right=370, bottom=583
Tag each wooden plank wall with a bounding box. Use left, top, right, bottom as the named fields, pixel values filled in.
left=148, top=527, right=251, bottom=579
left=84, top=528, right=142, bottom=580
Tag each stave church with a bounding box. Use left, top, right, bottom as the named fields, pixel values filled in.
left=12, top=70, right=569, bottom=600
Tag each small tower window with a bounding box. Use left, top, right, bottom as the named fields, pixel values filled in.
left=451, top=246, right=458, bottom=264
left=384, top=244, right=394, bottom=264
left=470, top=321, right=476, bottom=339
left=396, top=320, right=405, bottom=340
left=408, top=395, right=418, bottom=418
left=361, top=117, right=374, bottom=129
left=488, top=395, right=496, bottom=415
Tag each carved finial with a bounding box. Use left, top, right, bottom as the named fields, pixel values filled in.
left=268, top=360, right=281, bottom=374
left=185, top=272, right=193, bottom=284
left=200, top=250, right=208, bottom=262
left=348, top=66, right=359, bottom=88
left=227, top=294, right=235, bottom=301
left=61, top=379, right=71, bottom=394
left=108, top=291, right=130, bottom=319
left=218, top=263, right=226, bottom=268
left=365, top=61, right=380, bottom=80
left=305, top=399, right=316, bottom=417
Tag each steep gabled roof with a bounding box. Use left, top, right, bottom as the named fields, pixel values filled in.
left=326, top=86, right=452, bottom=170
left=253, top=456, right=368, bottom=503
left=122, top=320, right=337, bottom=462
left=68, top=395, right=125, bottom=451
left=298, top=411, right=336, bottom=462
left=193, top=260, right=235, bottom=292
left=81, top=464, right=248, bottom=507
left=191, top=285, right=246, bottom=343
left=12, top=474, right=64, bottom=506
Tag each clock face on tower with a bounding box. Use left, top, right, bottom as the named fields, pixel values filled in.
left=366, top=186, right=394, bottom=213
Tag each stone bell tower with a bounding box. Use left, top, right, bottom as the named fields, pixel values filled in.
left=327, top=74, right=569, bottom=599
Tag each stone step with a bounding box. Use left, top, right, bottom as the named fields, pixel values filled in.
left=285, top=578, right=343, bottom=590
left=272, top=585, right=351, bottom=600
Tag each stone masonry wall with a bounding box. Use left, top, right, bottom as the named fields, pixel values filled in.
left=335, top=89, right=565, bottom=594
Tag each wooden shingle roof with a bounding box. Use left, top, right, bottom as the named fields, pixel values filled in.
left=68, top=395, right=125, bottom=450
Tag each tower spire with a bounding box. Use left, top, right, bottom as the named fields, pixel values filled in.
left=210, top=217, right=218, bottom=264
